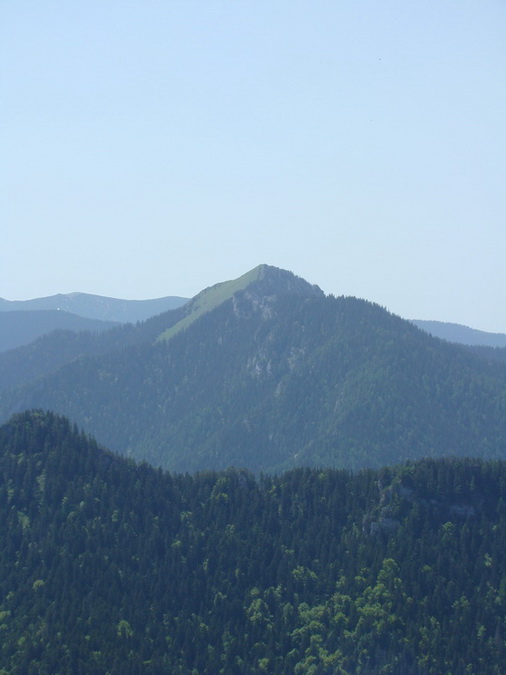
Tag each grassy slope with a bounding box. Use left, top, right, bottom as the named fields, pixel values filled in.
left=157, top=265, right=265, bottom=341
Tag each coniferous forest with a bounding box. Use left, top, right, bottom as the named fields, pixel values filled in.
left=2, top=410, right=506, bottom=674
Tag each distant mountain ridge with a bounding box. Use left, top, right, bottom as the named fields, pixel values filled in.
left=0, top=291, right=188, bottom=323
left=411, top=319, right=506, bottom=348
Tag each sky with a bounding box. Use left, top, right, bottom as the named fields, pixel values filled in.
left=2, top=1, right=505, bottom=332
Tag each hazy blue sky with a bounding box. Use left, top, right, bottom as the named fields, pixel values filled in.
left=2, top=1, right=505, bottom=331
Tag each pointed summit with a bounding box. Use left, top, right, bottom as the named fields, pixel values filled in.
left=247, top=264, right=323, bottom=298
left=158, top=265, right=323, bottom=341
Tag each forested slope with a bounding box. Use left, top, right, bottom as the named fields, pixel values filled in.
left=1, top=410, right=506, bottom=673
left=0, top=295, right=192, bottom=394
left=0, top=310, right=118, bottom=353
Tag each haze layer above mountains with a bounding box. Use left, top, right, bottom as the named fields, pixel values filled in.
left=1, top=264, right=506, bottom=473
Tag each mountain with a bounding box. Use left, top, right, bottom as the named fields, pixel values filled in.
left=2, top=409, right=506, bottom=673
left=157, top=263, right=322, bottom=341
left=0, top=310, right=118, bottom=353
left=411, top=319, right=506, bottom=348
left=0, top=265, right=319, bottom=395
left=1, top=265, right=506, bottom=473
left=0, top=291, right=188, bottom=323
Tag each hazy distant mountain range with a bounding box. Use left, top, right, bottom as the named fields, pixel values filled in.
left=1, top=264, right=506, bottom=473
left=411, top=319, right=506, bottom=348
left=0, top=292, right=189, bottom=352
left=0, top=292, right=188, bottom=323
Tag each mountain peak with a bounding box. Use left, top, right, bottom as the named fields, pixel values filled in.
left=247, top=264, right=323, bottom=297
left=158, top=265, right=323, bottom=341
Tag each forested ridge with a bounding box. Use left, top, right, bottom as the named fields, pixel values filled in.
left=2, top=410, right=506, bottom=674
left=2, top=266, right=506, bottom=473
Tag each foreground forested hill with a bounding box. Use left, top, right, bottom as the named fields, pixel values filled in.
left=2, top=266, right=506, bottom=473
left=1, top=410, right=506, bottom=674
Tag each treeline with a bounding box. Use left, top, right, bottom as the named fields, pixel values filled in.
left=1, top=411, right=506, bottom=673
